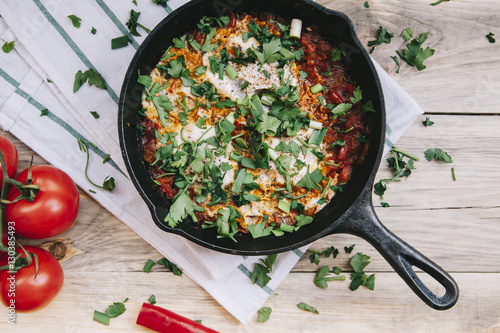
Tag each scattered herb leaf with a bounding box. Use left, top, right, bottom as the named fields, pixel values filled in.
left=2, top=41, right=15, bottom=53
left=486, top=32, right=496, bottom=43
left=257, top=307, right=272, bottom=323
left=423, top=117, right=434, bottom=127
left=68, top=15, right=81, bottom=28
left=297, top=302, right=319, bottom=314
left=368, top=26, right=393, bottom=53
left=424, top=148, right=453, bottom=163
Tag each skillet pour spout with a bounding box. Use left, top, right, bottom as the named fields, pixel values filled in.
left=118, top=0, right=459, bottom=311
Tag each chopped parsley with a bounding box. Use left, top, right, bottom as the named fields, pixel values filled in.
left=424, top=148, right=453, bottom=163
left=314, top=265, right=345, bottom=288
left=396, top=33, right=435, bottom=71
left=126, top=10, right=151, bottom=37
left=2, top=41, right=15, bottom=54
left=401, top=27, right=413, bottom=42
left=297, top=302, right=319, bottom=314
left=391, top=56, right=401, bottom=74
left=68, top=15, right=81, bottom=28
left=486, top=32, right=496, bottom=43
left=164, top=192, right=200, bottom=228
left=251, top=261, right=272, bottom=287
left=344, top=244, right=356, bottom=254
left=349, top=253, right=375, bottom=291
left=374, top=147, right=418, bottom=198
left=368, top=26, right=393, bottom=53
left=423, top=117, right=434, bottom=127
left=93, top=298, right=128, bottom=326
left=73, top=68, right=106, bottom=92
left=257, top=307, right=272, bottom=323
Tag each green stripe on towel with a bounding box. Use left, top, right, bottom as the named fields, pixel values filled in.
left=32, top=0, right=119, bottom=104
left=95, top=0, right=139, bottom=50
left=0, top=67, right=126, bottom=177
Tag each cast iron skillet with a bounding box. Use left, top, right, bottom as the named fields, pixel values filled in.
left=119, top=0, right=458, bottom=310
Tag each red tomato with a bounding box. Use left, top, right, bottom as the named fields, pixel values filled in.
left=0, top=246, right=64, bottom=312
left=5, top=165, right=79, bottom=239
left=0, top=135, right=18, bottom=186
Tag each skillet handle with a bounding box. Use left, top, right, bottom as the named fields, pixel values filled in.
left=329, top=187, right=459, bottom=310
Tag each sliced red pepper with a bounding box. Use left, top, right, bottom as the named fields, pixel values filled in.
left=136, top=303, right=219, bottom=333
left=228, top=13, right=237, bottom=28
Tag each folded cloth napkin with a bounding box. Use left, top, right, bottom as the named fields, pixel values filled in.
left=0, top=0, right=423, bottom=324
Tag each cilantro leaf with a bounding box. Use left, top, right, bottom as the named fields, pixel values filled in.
left=365, top=273, right=376, bottom=290
left=331, top=48, right=345, bottom=61
left=296, top=167, right=321, bottom=190
left=297, top=302, right=319, bottom=314
left=126, top=10, right=150, bottom=37
left=261, top=254, right=277, bottom=272
left=349, top=272, right=367, bottom=291
left=344, top=244, right=356, bottom=254
left=391, top=55, right=401, bottom=74
left=152, top=95, right=173, bottom=127
left=2, top=41, right=15, bottom=54
left=261, top=38, right=283, bottom=64
left=350, top=86, right=363, bottom=104
left=137, top=70, right=152, bottom=88
left=349, top=252, right=371, bottom=273
left=258, top=307, right=272, bottom=323
left=295, top=214, right=313, bottom=228
left=164, top=192, right=199, bottom=227
left=424, top=148, right=453, bottom=163
left=247, top=220, right=273, bottom=239
left=68, top=15, right=81, bottom=28
left=486, top=32, right=496, bottom=43
left=73, top=68, right=106, bottom=92
left=423, top=117, right=434, bottom=127
left=362, top=100, right=376, bottom=113
left=314, top=265, right=345, bottom=288
left=401, top=27, right=413, bottom=42
left=172, top=34, right=187, bottom=48
left=201, top=27, right=218, bottom=52
left=328, top=103, right=352, bottom=116
left=396, top=35, right=435, bottom=71
left=104, top=298, right=128, bottom=318
left=251, top=263, right=272, bottom=287
left=368, top=26, right=393, bottom=53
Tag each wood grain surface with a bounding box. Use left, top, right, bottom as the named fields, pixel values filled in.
left=2, top=0, right=500, bottom=332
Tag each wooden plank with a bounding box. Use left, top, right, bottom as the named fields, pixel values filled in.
left=317, top=0, right=500, bottom=114
left=2, top=272, right=499, bottom=333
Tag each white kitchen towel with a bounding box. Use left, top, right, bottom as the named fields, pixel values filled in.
left=0, top=0, right=423, bottom=325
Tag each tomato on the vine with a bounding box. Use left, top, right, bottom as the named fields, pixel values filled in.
left=5, top=165, right=79, bottom=239
left=0, top=246, right=64, bottom=312
left=0, top=135, right=18, bottom=187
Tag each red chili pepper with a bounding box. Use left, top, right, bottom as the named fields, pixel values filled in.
left=136, top=303, right=218, bottom=333
left=228, top=13, right=237, bottom=28
left=136, top=303, right=220, bottom=333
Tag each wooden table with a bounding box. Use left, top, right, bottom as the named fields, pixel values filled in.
left=3, top=0, right=500, bottom=332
